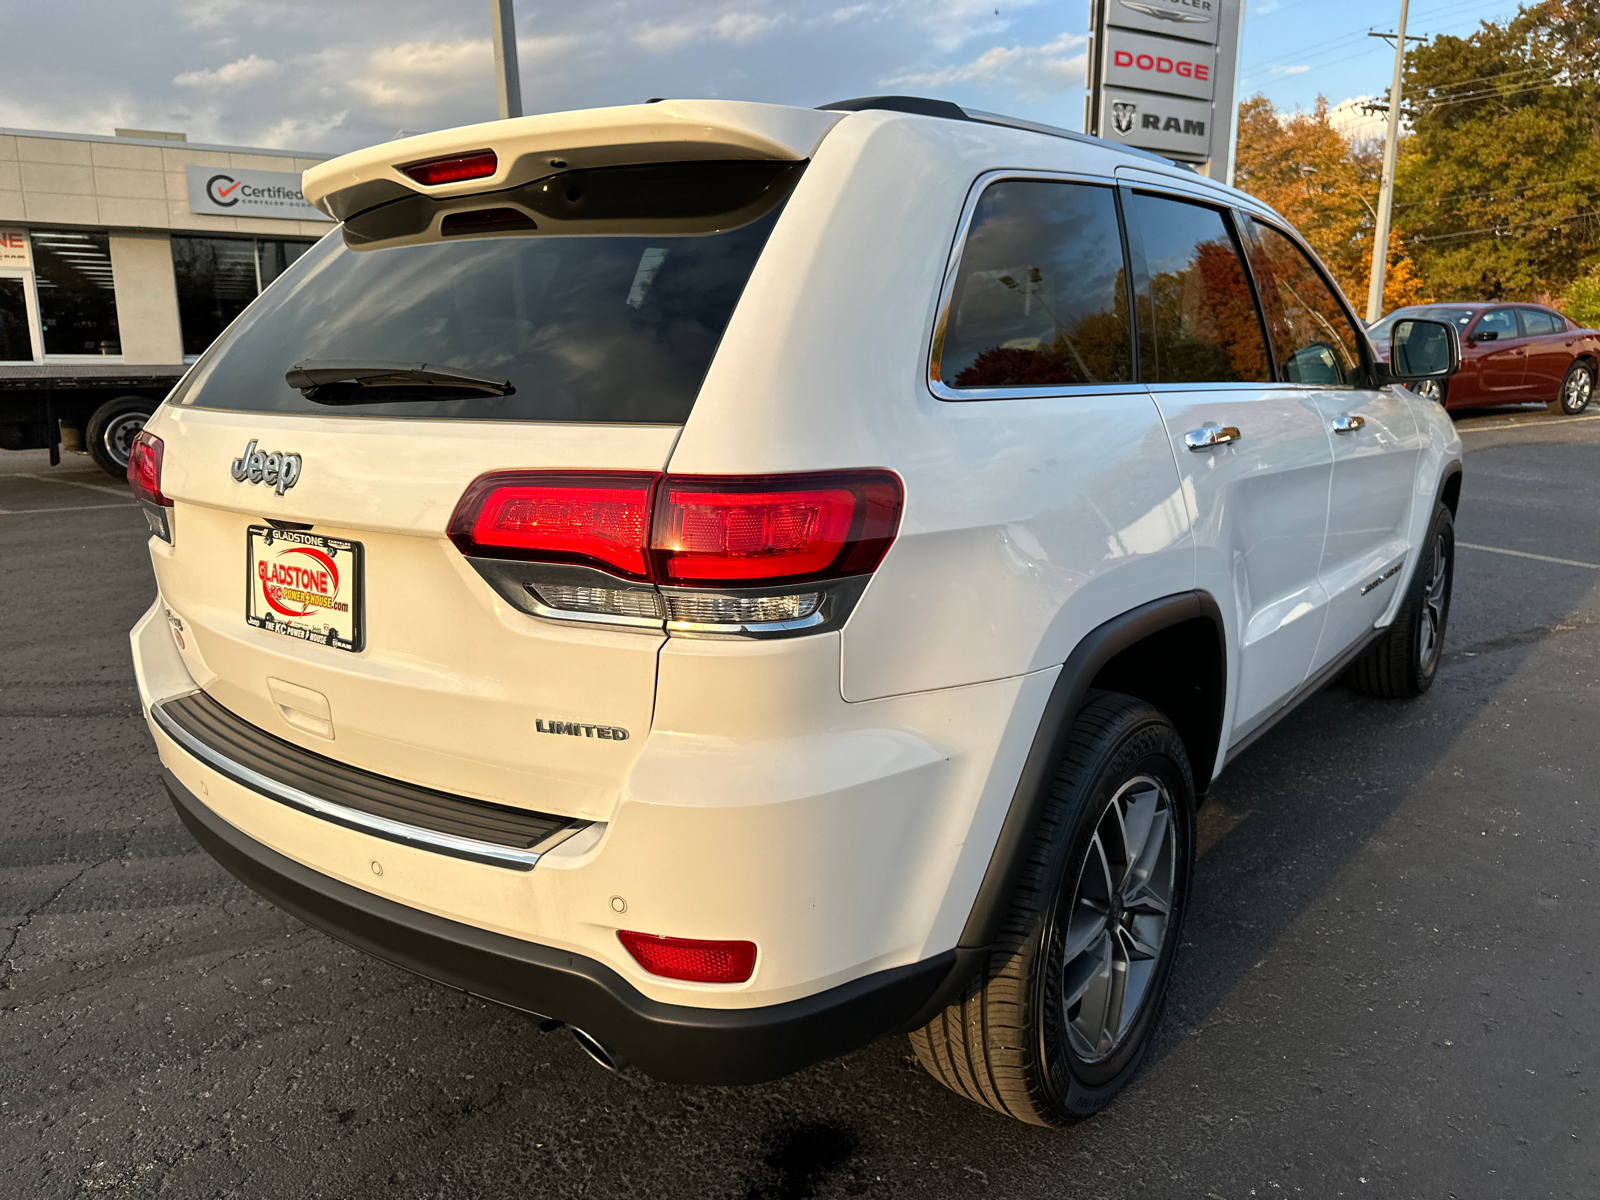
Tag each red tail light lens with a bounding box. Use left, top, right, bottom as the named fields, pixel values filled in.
left=126, top=430, right=170, bottom=506
left=448, top=472, right=657, bottom=580
left=617, top=930, right=757, bottom=984
left=399, top=149, right=498, bottom=186
left=652, top=471, right=902, bottom=586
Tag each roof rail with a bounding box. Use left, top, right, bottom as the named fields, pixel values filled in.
left=817, top=95, right=1191, bottom=171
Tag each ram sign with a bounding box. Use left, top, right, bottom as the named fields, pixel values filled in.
left=1087, top=0, right=1243, bottom=176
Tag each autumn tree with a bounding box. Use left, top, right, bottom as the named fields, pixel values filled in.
left=1394, top=1, right=1600, bottom=300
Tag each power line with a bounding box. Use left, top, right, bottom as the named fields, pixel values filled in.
left=1408, top=209, right=1597, bottom=243
left=1393, top=172, right=1600, bottom=210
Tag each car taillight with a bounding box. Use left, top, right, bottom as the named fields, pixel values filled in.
left=617, top=931, right=757, bottom=984
left=652, top=472, right=901, bottom=586
left=127, top=430, right=169, bottom=506
left=451, top=469, right=903, bottom=628
left=399, top=149, right=498, bottom=186
left=448, top=472, right=657, bottom=580
left=127, top=429, right=173, bottom=543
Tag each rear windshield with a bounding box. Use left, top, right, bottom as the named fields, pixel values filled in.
left=174, top=161, right=802, bottom=424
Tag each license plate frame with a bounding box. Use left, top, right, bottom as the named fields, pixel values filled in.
left=245, top=525, right=365, bottom=653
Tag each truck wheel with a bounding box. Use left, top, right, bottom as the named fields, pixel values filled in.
left=1346, top=502, right=1454, bottom=699
left=86, top=395, right=156, bottom=479
left=909, top=691, right=1195, bottom=1126
left=1549, top=361, right=1594, bottom=415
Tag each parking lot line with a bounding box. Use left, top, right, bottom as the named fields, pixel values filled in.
left=1458, top=413, right=1600, bottom=433
left=0, top=502, right=136, bottom=516
left=13, top=471, right=131, bottom=498
left=1459, top=541, right=1600, bottom=570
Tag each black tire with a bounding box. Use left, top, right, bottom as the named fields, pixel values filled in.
left=85, top=395, right=156, bottom=480
left=1548, top=360, right=1594, bottom=415
left=1408, top=377, right=1447, bottom=405
left=910, top=691, right=1195, bottom=1126
left=1345, top=502, right=1454, bottom=699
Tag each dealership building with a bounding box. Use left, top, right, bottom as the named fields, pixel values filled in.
left=0, top=126, right=331, bottom=365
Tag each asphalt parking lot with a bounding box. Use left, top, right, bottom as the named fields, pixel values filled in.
left=3, top=409, right=1598, bottom=1200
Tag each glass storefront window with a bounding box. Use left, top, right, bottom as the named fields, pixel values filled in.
left=31, top=230, right=120, bottom=356
left=173, top=235, right=317, bottom=357
left=0, top=278, right=32, bottom=361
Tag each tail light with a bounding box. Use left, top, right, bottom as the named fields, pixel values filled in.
left=127, top=429, right=173, bottom=543
left=399, top=149, right=498, bottom=186
left=448, top=472, right=656, bottom=580
left=617, top=930, right=757, bottom=984
left=651, top=473, right=901, bottom=586
left=450, top=468, right=902, bottom=632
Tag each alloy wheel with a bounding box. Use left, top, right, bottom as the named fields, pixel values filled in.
left=1059, top=775, right=1177, bottom=1063
left=1563, top=367, right=1593, bottom=414
left=1410, top=379, right=1442, bottom=401
left=101, top=411, right=148, bottom=471
left=1417, top=531, right=1449, bottom=675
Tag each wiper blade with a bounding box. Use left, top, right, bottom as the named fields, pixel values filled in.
left=285, top=359, right=514, bottom=402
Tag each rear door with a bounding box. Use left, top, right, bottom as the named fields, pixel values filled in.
left=1517, top=307, right=1570, bottom=400
left=1125, top=189, right=1334, bottom=739
left=1240, top=215, right=1420, bottom=675
left=147, top=160, right=801, bottom=821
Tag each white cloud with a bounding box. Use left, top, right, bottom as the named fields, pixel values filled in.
left=1273, top=64, right=1311, bottom=76
left=887, top=30, right=1086, bottom=98
left=174, top=54, right=279, bottom=89
left=915, top=0, right=1039, bottom=52
left=253, top=109, right=350, bottom=150
left=350, top=35, right=577, bottom=109
left=633, top=11, right=787, bottom=53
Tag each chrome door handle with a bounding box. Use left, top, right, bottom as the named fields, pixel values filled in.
left=1184, top=425, right=1241, bottom=451
left=1331, top=414, right=1366, bottom=434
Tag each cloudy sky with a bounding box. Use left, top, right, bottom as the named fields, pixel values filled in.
left=0, top=0, right=1522, bottom=154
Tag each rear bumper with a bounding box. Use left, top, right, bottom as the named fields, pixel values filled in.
left=166, top=768, right=959, bottom=1084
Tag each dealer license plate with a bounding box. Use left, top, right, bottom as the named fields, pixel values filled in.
left=246, top=526, right=365, bottom=653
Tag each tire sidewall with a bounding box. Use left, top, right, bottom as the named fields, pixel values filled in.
left=86, top=396, right=156, bottom=479
left=1409, top=503, right=1455, bottom=692
left=1033, top=712, right=1195, bottom=1117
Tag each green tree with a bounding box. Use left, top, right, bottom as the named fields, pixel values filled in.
left=1394, top=1, right=1600, bottom=300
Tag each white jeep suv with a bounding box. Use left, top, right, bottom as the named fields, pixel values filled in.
left=128, top=96, right=1463, bottom=1126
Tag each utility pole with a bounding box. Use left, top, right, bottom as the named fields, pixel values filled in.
left=1365, top=0, right=1411, bottom=323
left=491, top=0, right=522, bottom=120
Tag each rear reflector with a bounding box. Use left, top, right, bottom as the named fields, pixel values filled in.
left=449, top=472, right=656, bottom=580
left=653, top=472, right=902, bottom=586
left=127, top=430, right=170, bottom=507
left=400, top=149, right=498, bottom=186
left=451, top=469, right=903, bottom=591
left=617, top=930, right=757, bottom=984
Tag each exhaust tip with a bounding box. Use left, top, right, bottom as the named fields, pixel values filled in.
left=570, top=1027, right=625, bottom=1072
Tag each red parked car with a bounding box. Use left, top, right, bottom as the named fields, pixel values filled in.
left=1368, top=302, right=1598, bottom=415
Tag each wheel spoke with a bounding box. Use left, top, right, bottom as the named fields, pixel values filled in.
left=1063, top=932, right=1113, bottom=1015
left=1123, top=808, right=1169, bottom=898
left=1118, top=783, right=1159, bottom=886
left=1062, top=902, right=1109, bottom=963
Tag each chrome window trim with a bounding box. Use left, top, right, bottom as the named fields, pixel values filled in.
left=926, top=168, right=1139, bottom=403
left=151, top=698, right=583, bottom=871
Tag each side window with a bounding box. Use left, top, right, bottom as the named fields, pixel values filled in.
left=934, top=180, right=1132, bottom=390
left=1244, top=219, right=1365, bottom=387
left=1125, top=193, right=1269, bottom=384
left=1519, top=309, right=1558, bottom=337
left=1476, top=308, right=1518, bottom=340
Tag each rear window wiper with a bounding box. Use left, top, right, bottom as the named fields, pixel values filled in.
left=285, top=360, right=514, bottom=403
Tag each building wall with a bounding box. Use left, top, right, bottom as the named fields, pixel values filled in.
left=109, top=232, right=183, bottom=363
left=0, top=131, right=329, bottom=239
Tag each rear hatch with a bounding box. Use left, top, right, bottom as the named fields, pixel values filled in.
left=144, top=102, right=838, bottom=821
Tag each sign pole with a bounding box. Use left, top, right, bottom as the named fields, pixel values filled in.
left=491, top=0, right=523, bottom=120
left=1365, top=0, right=1410, bottom=324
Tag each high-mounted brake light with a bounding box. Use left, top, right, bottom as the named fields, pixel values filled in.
left=448, top=472, right=657, bottom=580
left=617, top=931, right=757, bottom=984
left=652, top=472, right=902, bottom=586
left=399, top=149, right=498, bottom=186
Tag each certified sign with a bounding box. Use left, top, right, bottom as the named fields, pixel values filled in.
left=186, top=165, right=333, bottom=222
left=0, top=228, right=30, bottom=268
left=1104, top=27, right=1216, bottom=100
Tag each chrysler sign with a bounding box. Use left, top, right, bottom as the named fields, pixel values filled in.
left=185, top=166, right=332, bottom=222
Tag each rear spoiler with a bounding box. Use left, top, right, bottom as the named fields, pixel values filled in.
left=303, top=100, right=845, bottom=222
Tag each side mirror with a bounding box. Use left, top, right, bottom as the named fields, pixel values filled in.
left=1386, top=318, right=1460, bottom=382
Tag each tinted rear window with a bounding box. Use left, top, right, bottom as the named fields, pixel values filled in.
left=174, top=161, right=801, bottom=424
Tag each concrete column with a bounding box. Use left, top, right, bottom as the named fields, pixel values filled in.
left=108, top=231, right=183, bottom=363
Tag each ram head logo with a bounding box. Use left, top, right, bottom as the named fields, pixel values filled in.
left=1111, top=102, right=1138, bottom=135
